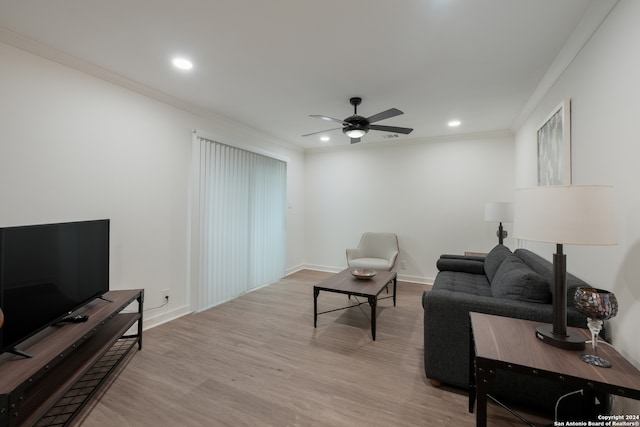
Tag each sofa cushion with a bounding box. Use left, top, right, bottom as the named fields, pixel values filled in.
left=491, top=254, right=551, bottom=303
left=432, top=271, right=492, bottom=297
left=514, top=248, right=589, bottom=306
left=483, top=244, right=512, bottom=282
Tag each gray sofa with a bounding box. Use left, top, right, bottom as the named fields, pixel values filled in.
left=422, top=244, right=603, bottom=415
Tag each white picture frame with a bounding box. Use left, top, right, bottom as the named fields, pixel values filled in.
left=537, top=99, right=571, bottom=186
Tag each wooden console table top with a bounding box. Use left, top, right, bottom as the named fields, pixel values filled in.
left=469, top=312, right=640, bottom=427
left=470, top=312, right=640, bottom=392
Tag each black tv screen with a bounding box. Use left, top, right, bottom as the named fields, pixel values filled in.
left=0, top=219, right=110, bottom=356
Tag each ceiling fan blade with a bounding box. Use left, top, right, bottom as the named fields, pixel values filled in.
left=366, top=108, right=403, bottom=124
left=309, top=115, right=348, bottom=125
left=368, top=124, right=413, bottom=135
left=350, top=137, right=361, bottom=144
left=302, top=127, right=342, bottom=137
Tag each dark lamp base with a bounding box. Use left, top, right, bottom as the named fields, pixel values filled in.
left=580, top=353, right=612, bottom=368
left=535, top=324, right=586, bottom=351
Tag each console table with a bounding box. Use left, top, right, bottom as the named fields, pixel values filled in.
left=469, top=312, right=640, bottom=427
left=0, top=289, right=143, bottom=427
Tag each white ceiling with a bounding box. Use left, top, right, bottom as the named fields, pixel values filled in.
left=0, top=0, right=614, bottom=149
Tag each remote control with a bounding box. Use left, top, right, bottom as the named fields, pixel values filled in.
left=59, top=314, right=89, bottom=323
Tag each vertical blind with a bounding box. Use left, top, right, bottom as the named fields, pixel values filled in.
left=195, top=135, right=287, bottom=311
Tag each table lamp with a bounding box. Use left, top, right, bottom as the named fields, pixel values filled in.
left=514, top=185, right=617, bottom=350
left=484, top=202, right=514, bottom=245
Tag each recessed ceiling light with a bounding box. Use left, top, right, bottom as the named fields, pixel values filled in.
left=448, top=120, right=461, bottom=127
left=172, top=57, right=193, bottom=70
left=320, top=136, right=330, bottom=142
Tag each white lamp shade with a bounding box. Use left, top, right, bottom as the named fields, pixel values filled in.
left=484, top=202, right=514, bottom=222
left=514, top=185, right=617, bottom=246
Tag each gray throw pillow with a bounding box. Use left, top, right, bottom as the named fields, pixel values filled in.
left=483, top=244, right=512, bottom=282
left=491, top=254, right=551, bottom=304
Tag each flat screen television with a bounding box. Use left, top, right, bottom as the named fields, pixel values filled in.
left=0, top=219, right=110, bottom=357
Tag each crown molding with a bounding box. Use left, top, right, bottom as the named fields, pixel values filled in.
left=0, top=26, right=302, bottom=154
left=511, top=0, right=619, bottom=132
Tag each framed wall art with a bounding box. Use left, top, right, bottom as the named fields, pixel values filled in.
left=537, top=98, right=571, bottom=186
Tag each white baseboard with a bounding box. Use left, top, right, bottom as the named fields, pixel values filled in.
left=142, top=305, right=192, bottom=330
left=299, top=264, right=343, bottom=274
left=397, top=274, right=434, bottom=285
left=285, top=264, right=306, bottom=275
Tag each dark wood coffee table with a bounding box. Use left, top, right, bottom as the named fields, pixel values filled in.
left=313, top=268, right=397, bottom=340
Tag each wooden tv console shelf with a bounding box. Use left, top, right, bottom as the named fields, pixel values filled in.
left=0, top=289, right=143, bottom=427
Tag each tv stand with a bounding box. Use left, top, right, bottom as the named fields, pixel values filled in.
left=0, top=289, right=143, bottom=427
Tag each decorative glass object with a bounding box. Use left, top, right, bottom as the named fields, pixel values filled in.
left=574, top=287, right=618, bottom=368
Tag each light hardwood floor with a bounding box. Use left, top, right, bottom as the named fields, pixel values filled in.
left=75, top=270, right=551, bottom=426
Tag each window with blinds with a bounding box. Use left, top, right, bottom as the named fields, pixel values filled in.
left=192, top=135, right=287, bottom=311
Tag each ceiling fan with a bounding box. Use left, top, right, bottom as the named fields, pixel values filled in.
left=303, top=97, right=414, bottom=144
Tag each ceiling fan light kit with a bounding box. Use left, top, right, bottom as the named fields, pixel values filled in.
left=304, top=97, right=413, bottom=144
left=344, top=128, right=367, bottom=139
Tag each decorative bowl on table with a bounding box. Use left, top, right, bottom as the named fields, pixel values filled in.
left=350, top=268, right=377, bottom=280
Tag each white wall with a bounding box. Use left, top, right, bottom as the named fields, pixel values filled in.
left=0, top=41, right=306, bottom=328
left=514, top=0, right=640, bottom=413
left=304, top=133, right=515, bottom=283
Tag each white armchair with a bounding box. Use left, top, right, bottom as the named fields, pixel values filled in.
left=346, top=232, right=399, bottom=271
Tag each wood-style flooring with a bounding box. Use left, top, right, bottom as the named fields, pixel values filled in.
left=74, top=270, right=551, bottom=426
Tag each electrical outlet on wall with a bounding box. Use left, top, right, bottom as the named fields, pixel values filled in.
left=400, top=261, right=407, bottom=270
left=162, top=288, right=170, bottom=303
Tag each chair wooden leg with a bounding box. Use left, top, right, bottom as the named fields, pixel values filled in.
left=429, top=379, right=442, bottom=387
